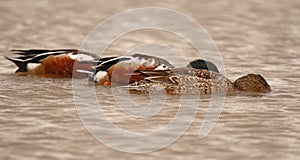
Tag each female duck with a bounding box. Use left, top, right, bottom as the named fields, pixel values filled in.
left=127, top=68, right=271, bottom=95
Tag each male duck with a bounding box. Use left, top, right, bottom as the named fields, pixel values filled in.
left=85, top=53, right=175, bottom=85
left=5, top=49, right=117, bottom=78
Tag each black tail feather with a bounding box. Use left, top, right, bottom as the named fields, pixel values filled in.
left=10, top=49, right=75, bottom=61
left=5, top=57, right=28, bottom=72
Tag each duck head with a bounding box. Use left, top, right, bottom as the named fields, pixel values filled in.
left=233, top=74, right=271, bottom=93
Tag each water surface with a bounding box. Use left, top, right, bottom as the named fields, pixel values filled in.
left=1, top=0, right=300, bottom=159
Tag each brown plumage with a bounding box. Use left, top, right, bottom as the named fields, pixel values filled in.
left=107, top=62, right=159, bottom=85
left=127, top=68, right=271, bottom=95
left=32, top=55, right=92, bottom=78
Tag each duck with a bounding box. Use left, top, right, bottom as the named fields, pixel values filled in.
left=5, top=49, right=117, bottom=78
left=85, top=53, right=175, bottom=85
left=126, top=68, right=271, bottom=95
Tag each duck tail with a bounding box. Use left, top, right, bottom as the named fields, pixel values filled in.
left=5, top=57, right=28, bottom=72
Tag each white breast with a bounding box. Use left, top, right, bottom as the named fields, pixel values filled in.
left=27, top=63, right=40, bottom=71
left=68, top=53, right=95, bottom=61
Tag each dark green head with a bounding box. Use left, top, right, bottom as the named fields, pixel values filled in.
left=187, top=59, right=219, bottom=73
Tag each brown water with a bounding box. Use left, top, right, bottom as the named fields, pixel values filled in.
left=1, top=0, right=300, bottom=159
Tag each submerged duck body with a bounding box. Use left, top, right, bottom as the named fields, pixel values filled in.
left=89, top=53, right=175, bottom=85
left=5, top=49, right=114, bottom=78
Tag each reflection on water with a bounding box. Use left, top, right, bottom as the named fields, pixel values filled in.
left=1, top=0, right=300, bottom=159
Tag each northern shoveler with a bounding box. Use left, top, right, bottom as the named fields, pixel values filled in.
left=126, top=68, right=271, bottom=95
left=5, top=49, right=117, bottom=78
left=86, top=53, right=175, bottom=85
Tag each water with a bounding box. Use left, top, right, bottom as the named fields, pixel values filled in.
left=1, top=0, right=300, bottom=159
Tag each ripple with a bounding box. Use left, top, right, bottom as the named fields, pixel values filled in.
left=1, top=0, right=300, bottom=159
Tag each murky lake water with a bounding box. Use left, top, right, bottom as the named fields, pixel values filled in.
left=1, top=0, right=300, bottom=159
